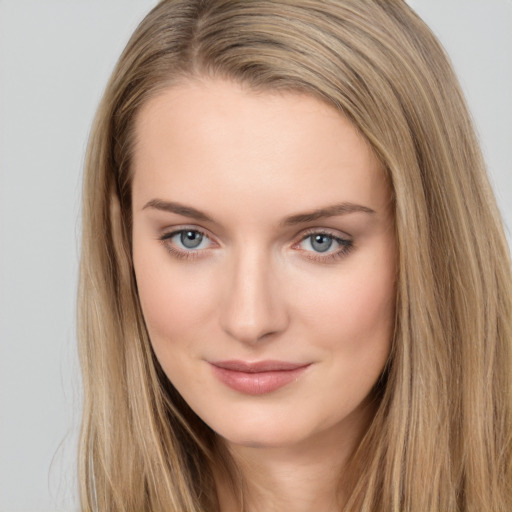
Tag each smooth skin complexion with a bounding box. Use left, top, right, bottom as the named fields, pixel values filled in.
left=132, top=79, right=396, bottom=512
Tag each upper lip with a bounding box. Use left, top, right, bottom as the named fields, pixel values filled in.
left=210, top=360, right=310, bottom=373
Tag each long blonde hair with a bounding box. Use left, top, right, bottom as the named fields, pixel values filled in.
left=78, top=1, right=512, bottom=510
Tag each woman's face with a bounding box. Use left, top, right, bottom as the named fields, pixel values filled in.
left=131, top=79, right=396, bottom=449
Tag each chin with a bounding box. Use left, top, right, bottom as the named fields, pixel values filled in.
left=219, top=429, right=306, bottom=450
left=208, top=412, right=317, bottom=450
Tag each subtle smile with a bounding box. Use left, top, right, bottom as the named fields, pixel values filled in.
left=209, top=360, right=311, bottom=395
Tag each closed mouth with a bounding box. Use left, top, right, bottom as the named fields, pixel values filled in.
left=209, top=360, right=311, bottom=395
left=210, top=360, right=310, bottom=373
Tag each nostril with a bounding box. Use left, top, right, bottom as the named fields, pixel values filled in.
left=222, top=320, right=280, bottom=345
left=220, top=295, right=289, bottom=344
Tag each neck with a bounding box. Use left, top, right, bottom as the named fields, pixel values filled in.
left=213, top=404, right=373, bottom=512
left=219, top=447, right=342, bottom=512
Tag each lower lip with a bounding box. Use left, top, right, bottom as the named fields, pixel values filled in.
left=210, top=365, right=310, bottom=395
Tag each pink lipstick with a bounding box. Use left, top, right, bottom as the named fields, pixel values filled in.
left=209, top=360, right=310, bottom=395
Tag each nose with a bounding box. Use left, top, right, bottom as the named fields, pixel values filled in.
left=219, top=246, right=289, bottom=344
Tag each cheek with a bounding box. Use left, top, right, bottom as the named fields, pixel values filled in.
left=288, top=248, right=395, bottom=401
left=133, top=247, right=219, bottom=354
left=296, top=260, right=394, bottom=347
left=292, top=253, right=395, bottom=425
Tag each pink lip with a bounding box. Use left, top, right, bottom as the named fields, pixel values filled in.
left=209, top=360, right=310, bottom=395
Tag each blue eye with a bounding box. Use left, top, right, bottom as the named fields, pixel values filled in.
left=300, top=233, right=338, bottom=253
left=297, top=232, right=353, bottom=260
left=177, top=230, right=205, bottom=249
left=309, top=234, right=334, bottom=253
left=160, top=229, right=212, bottom=257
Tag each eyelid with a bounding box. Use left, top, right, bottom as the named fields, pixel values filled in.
left=158, top=225, right=219, bottom=259
left=158, top=225, right=353, bottom=262
left=294, top=226, right=352, bottom=244
left=159, top=224, right=217, bottom=241
left=291, top=227, right=354, bottom=262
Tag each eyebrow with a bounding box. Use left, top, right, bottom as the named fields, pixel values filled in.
left=142, top=199, right=375, bottom=225
left=142, top=199, right=214, bottom=222
left=281, top=202, right=375, bottom=226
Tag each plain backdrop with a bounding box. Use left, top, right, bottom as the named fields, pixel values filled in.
left=0, top=1, right=510, bottom=511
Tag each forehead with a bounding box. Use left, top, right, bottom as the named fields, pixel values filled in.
left=131, top=79, right=389, bottom=219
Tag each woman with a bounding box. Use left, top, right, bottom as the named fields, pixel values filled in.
left=78, top=1, right=512, bottom=510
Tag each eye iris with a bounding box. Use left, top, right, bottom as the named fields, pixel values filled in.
left=311, top=234, right=333, bottom=252
left=180, top=230, right=203, bottom=249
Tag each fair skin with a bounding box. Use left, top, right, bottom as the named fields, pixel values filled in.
left=131, top=78, right=396, bottom=512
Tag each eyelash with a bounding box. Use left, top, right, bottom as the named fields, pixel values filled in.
left=159, top=228, right=213, bottom=261
left=294, top=229, right=353, bottom=263
left=158, top=227, right=353, bottom=263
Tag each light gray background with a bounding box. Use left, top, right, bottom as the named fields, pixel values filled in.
left=0, top=1, right=510, bottom=511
